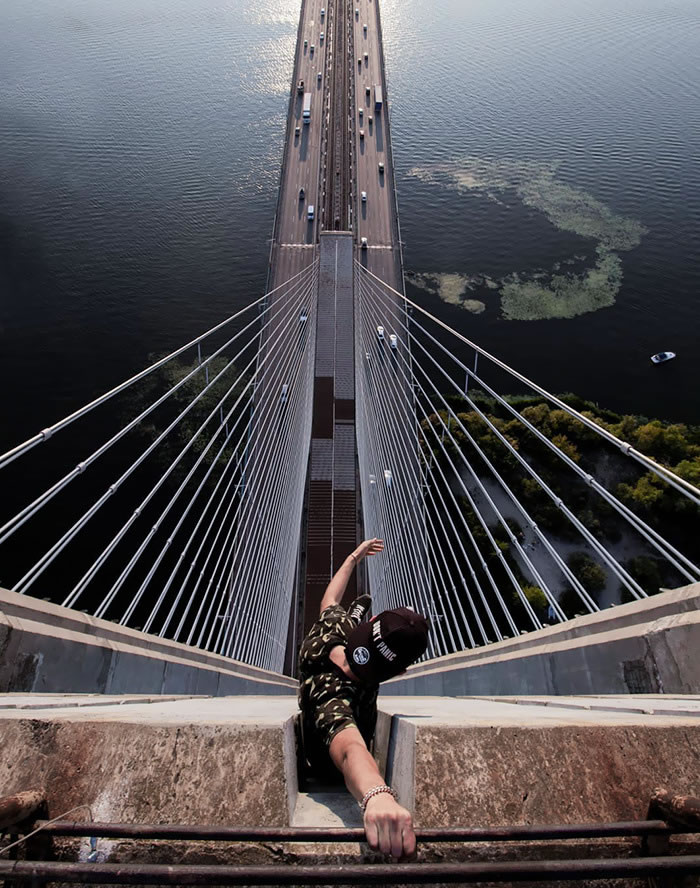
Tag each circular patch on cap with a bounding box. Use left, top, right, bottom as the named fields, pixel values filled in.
left=352, top=646, right=370, bottom=665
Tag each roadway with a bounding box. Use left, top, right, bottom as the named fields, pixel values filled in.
left=268, top=0, right=330, bottom=291
left=351, top=0, right=403, bottom=292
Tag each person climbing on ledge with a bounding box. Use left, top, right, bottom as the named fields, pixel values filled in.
left=297, top=538, right=430, bottom=861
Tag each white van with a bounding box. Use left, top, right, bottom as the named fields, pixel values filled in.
left=307, top=204, right=315, bottom=221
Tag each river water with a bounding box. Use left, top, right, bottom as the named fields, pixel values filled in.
left=1, top=0, right=699, bottom=454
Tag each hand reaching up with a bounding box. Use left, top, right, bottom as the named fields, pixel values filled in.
left=353, top=538, right=385, bottom=562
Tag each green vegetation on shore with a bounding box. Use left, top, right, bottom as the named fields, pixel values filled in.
left=421, top=391, right=699, bottom=630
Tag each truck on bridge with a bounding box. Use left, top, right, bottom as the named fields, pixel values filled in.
left=303, top=92, right=312, bottom=123
left=374, top=84, right=383, bottom=109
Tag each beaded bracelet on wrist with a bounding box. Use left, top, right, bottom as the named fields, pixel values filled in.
left=359, top=784, right=396, bottom=812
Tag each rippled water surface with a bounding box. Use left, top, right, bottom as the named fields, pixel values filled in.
left=2, top=0, right=700, bottom=446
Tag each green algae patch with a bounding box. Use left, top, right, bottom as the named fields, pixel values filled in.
left=409, top=157, right=647, bottom=251
left=408, top=156, right=648, bottom=320
left=407, top=272, right=488, bottom=313
left=500, top=250, right=622, bottom=320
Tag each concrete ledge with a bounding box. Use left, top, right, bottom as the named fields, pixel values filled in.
left=1, top=692, right=698, bottom=881
left=385, top=584, right=700, bottom=696
left=0, top=587, right=296, bottom=695
left=379, top=696, right=700, bottom=827
left=0, top=696, right=300, bottom=827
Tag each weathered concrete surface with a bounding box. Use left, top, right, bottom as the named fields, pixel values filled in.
left=385, top=584, right=700, bottom=697
left=0, top=696, right=299, bottom=828
left=0, top=587, right=296, bottom=695
left=379, top=696, right=700, bottom=829
left=0, top=694, right=699, bottom=886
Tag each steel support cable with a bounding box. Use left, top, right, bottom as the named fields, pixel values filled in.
left=59, top=281, right=315, bottom=614
left=409, top=450, right=468, bottom=651
left=356, top=303, right=451, bottom=656
left=210, top=334, right=315, bottom=660
left=401, top=399, right=475, bottom=650
left=229, top=355, right=311, bottom=662
left=363, top=335, right=488, bottom=651
left=253, top=361, right=315, bottom=671
left=357, top=277, right=512, bottom=641
left=402, top=354, right=584, bottom=619
left=357, top=294, right=438, bottom=632
left=421, top=475, right=479, bottom=649
left=392, top=355, right=527, bottom=636
left=358, top=382, right=434, bottom=635
left=356, top=290, right=426, bottom=621
left=168, top=284, right=317, bottom=647
left=0, top=262, right=318, bottom=473
left=137, top=284, right=317, bottom=636
left=411, top=371, right=614, bottom=611
left=260, top=325, right=315, bottom=668
left=215, top=318, right=315, bottom=662
left=357, top=343, right=447, bottom=661
left=355, top=289, right=400, bottom=614
left=358, top=262, right=700, bottom=508
left=14, top=278, right=316, bottom=603
left=215, top=378, right=309, bottom=665
left=0, top=271, right=311, bottom=554
left=377, top=286, right=699, bottom=586
left=357, top=299, right=482, bottom=652
left=184, top=275, right=321, bottom=648
left=354, top=335, right=394, bottom=613
left=264, top=303, right=315, bottom=670
left=158, top=438, right=244, bottom=640
left=175, top=466, right=242, bottom=645
left=355, top=332, right=433, bottom=628
left=359, top=272, right=652, bottom=606
left=355, top=383, right=444, bottom=658
left=227, top=328, right=316, bottom=667
left=148, top=284, right=318, bottom=644
left=139, top=415, right=251, bottom=636
left=355, top=365, right=411, bottom=620
left=116, top=366, right=281, bottom=628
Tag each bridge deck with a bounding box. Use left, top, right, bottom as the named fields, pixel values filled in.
left=265, top=0, right=407, bottom=642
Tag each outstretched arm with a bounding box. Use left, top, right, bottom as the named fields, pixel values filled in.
left=330, top=725, right=416, bottom=859
left=319, top=538, right=384, bottom=614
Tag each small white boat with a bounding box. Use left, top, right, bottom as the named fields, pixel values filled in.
left=651, top=351, right=676, bottom=364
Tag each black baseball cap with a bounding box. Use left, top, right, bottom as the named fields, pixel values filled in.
left=345, top=607, right=430, bottom=684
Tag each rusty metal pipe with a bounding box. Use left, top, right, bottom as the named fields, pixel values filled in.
left=651, top=788, right=700, bottom=830
left=0, top=792, right=44, bottom=831
left=1, top=856, right=700, bottom=884
left=31, top=818, right=680, bottom=842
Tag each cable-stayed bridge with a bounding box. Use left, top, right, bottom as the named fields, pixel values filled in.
left=0, top=252, right=697, bottom=675
left=1, top=0, right=700, bottom=877
left=0, top=0, right=698, bottom=684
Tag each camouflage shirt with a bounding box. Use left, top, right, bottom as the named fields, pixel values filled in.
left=298, top=595, right=378, bottom=776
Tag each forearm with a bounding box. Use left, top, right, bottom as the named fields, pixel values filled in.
left=336, top=734, right=416, bottom=860
left=340, top=738, right=385, bottom=802
left=319, top=553, right=357, bottom=611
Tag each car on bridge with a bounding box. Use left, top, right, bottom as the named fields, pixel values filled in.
left=307, top=205, right=314, bottom=221
left=361, top=191, right=367, bottom=202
